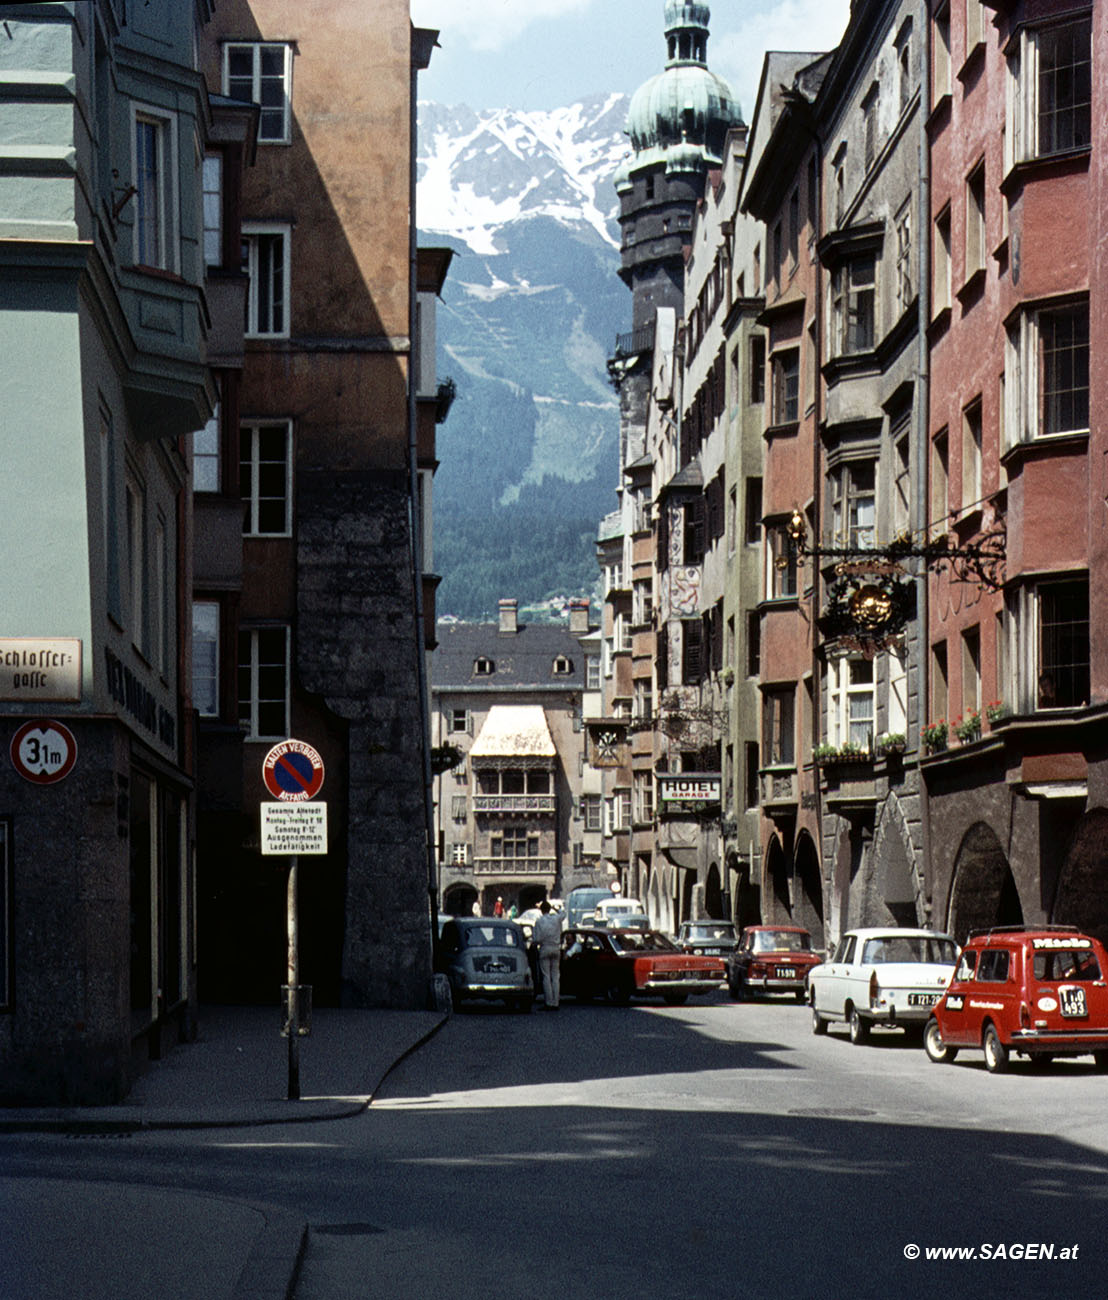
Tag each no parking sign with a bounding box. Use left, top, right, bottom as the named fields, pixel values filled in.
left=262, top=739, right=325, bottom=802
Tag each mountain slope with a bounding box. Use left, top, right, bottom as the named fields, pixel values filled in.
left=418, top=94, right=631, bottom=621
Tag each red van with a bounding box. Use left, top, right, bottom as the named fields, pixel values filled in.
left=924, top=926, right=1108, bottom=1073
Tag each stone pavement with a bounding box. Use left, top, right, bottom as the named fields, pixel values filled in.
left=0, top=1005, right=448, bottom=1300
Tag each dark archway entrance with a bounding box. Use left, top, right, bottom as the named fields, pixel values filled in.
left=705, top=863, right=724, bottom=917
left=793, top=832, right=824, bottom=949
left=681, top=868, right=695, bottom=925
left=766, top=835, right=790, bottom=921
left=947, top=822, right=1022, bottom=943
left=443, top=883, right=478, bottom=916
left=1053, top=808, right=1108, bottom=945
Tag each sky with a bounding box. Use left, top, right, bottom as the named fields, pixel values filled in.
left=408, top=0, right=852, bottom=117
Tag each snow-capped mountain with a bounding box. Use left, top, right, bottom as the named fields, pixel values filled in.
left=417, top=95, right=632, bottom=622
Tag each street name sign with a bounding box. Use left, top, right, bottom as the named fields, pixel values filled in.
left=261, top=802, right=328, bottom=856
left=0, top=639, right=82, bottom=702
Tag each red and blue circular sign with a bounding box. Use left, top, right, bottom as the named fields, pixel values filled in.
left=263, top=739, right=325, bottom=802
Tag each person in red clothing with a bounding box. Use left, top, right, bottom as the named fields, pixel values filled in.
left=493, top=896, right=504, bottom=917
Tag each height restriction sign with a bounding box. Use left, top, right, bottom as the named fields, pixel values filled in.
left=263, top=739, right=325, bottom=802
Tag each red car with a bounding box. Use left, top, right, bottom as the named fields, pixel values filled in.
left=726, top=925, right=822, bottom=1001
left=924, top=925, right=1108, bottom=1073
left=560, top=928, right=725, bottom=1005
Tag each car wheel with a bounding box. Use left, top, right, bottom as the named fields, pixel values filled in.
left=606, top=982, right=632, bottom=1006
left=1092, top=1051, right=1108, bottom=1073
left=794, top=989, right=807, bottom=1004
left=983, top=1023, right=1009, bottom=1074
left=811, top=1002, right=828, bottom=1036
left=662, top=992, right=688, bottom=1006
left=848, top=1005, right=870, bottom=1045
left=923, top=1017, right=957, bottom=1064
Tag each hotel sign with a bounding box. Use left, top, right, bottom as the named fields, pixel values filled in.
left=659, top=775, right=721, bottom=803
left=0, top=639, right=81, bottom=702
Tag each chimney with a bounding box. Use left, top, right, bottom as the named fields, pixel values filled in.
left=568, top=598, right=590, bottom=635
left=498, top=598, right=518, bottom=635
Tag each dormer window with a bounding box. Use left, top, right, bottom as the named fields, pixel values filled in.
left=553, top=656, right=573, bottom=676
left=474, top=657, right=495, bottom=676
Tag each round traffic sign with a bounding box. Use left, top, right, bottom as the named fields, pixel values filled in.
left=263, top=739, right=325, bottom=802
left=10, top=718, right=78, bottom=785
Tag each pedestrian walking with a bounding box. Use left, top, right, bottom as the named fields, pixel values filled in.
left=493, top=896, right=504, bottom=918
left=532, top=899, right=563, bottom=1009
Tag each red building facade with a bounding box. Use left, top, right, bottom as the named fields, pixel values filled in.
left=923, top=0, right=1108, bottom=941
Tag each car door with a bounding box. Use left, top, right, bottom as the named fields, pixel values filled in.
left=939, top=948, right=978, bottom=1046
left=815, top=934, right=856, bottom=1019
left=967, top=946, right=1017, bottom=1043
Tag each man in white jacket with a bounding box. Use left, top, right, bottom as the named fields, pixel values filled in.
left=532, top=899, right=564, bottom=1010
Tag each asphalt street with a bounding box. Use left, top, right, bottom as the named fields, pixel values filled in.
left=4, top=993, right=1107, bottom=1300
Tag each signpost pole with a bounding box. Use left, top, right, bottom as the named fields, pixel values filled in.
left=287, top=855, right=300, bottom=1101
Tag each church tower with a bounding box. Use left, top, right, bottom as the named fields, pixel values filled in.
left=614, top=2, right=742, bottom=330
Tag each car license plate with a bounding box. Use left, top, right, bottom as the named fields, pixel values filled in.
left=1060, top=985, right=1088, bottom=1018
left=908, top=993, right=939, bottom=1007
left=776, top=966, right=797, bottom=979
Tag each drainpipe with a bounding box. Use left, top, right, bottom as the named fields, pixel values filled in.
left=914, top=0, right=933, bottom=925
left=410, top=28, right=441, bottom=959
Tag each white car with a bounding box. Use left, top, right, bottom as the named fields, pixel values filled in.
left=809, top=928, right=958, bottom=1043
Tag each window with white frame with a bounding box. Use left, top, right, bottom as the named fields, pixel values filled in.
left=242, top=226, right=290, bottom=337
left=132, top=107, right=176, bottom=271
left=826, top=656, right=875, bottom=751
left=771, top=349, right=799, bottom=423
left=765, top=522, right=797, bottom=599
left=224, top=42, right=293, bottom=144
left=965, top=161, right=986, bottom=279
left=1007, top=18, right=1091, bottom=166
left=240, top=421, right=292, bottom=536
left=1005, top=299, right=1089, bottom=445
left=238, top=625, right=290, bottom=739
left=962, top=624, right=981, bottom=715
left=965, top=0, right=985, bottom=54
left=202, top=153, right=222, bottom=267
left=585, top=655, right=600, bottom=690
left=887, top=647, right=908, bottom=737
left=634, top=772, right=654, bottom=825
left=192, top=601, right=220, bottom=717
left=1035, top=577, right=1089, bottom=710
left=582, top=794, right=602, bottom=832
left=632, top=579, right=652, bottom=627
left=633, top=677, right=653, bottom=725
left=892, top=423, right=911, bottom=536
left=450, top=795, right=467, bottom=821
left=194, top=398, right=221, bottom=493
left=831, top=254, right=876, bottom=355
left=763, top=687, right=795, bottom=766
left=933, top=206, right=952, bottom=314
left=829, top=461, right=876, bottom=548
left=962, top=398, right=982, bottom=509
left=895, top=200, right=912, bottom=312
left=932, top=3, right=951, bottom=106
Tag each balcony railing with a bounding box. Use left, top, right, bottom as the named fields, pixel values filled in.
left=473, top=857, right=556, bottom=876
left=612, top=322, right=656, bottom=359
left=473, top=795, right=556, bottom=814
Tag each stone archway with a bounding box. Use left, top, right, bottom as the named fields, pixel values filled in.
left=728, top=851, right=762, bottom=929
left=947, top=821, right=1022, bottom=943
left=517, top=884, right=547, bottom=912
left=705, top=862, right=724, bottom=918
left=442, top=883, right=478, bottom=916
left=765, top=835, right=790, bottom=922
left=681, top=869, right=695, bottom=926
left=793, top=831, right=824, bottom=949
left=1053, top=808, right=1108, bottom=945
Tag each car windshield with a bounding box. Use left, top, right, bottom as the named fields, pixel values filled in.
left=463, top=925, right=520, bottom=948
left=688, top=924, right=735, bottom=940
left=1034, top=949, right=1102, bottom=982
left=861, top=936, right=957, bottom=964
left=610, top=931, right=678, bottom=953
left=752, top=930, right=811, bottom=953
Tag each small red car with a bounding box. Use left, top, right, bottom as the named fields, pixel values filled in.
left=924, top=925, right=1108, bottom=1073
left=560, top=928, right=725, bottom=1005
left=726, top=925, right=822, bottom=1002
